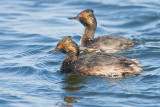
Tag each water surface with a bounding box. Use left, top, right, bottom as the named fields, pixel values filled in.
left=0, top=0, right=160, bottom=106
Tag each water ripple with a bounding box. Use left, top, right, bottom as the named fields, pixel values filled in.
left=0, top=0, right=160, bottom=106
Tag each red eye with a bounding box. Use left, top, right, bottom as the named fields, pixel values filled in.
left=78, top=14, right=83, bottom=17
left=58, top=45, right=62, bottom=48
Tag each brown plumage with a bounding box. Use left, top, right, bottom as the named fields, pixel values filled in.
left=68, top=9, right=137, bottom=53
left=48, top=36, right=143, bottom=78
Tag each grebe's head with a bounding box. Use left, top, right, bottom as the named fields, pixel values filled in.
left=48, top=36, right=79, bottom=56
left=68, top=9, right=96, bottom=27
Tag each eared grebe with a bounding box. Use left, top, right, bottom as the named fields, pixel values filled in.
left=68, top=9, right=137, bottom=53
left=48, top=36, right=142, bottom=78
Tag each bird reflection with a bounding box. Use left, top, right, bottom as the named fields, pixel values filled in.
left=59, top=74, right=86, bottom=106
left=62, top=73, right=86, bottom=92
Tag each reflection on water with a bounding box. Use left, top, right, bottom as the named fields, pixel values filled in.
left=62, top=74, right=86, bottom=92
left=64, top=96, right=78, bottom=103
left=59, top=74, right=85, bottom=106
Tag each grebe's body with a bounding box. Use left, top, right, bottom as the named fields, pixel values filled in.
left=48, top=36, right=142, bottom=78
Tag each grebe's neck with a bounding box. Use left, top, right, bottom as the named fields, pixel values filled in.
left=67, top=53, right=78, bottom=61
left=61, top=54, right=78, bottom=72
left=80, top=24, right=97, bottom=47
left=63, top=50, right=79, bottom=66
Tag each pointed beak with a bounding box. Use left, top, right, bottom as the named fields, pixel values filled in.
left=68, top=16, right=79, bottom=20
left=47, top=48, right=58, bottom=54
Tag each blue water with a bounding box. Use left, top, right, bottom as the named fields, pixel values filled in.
left=0, top=0, right=160, bottom=106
